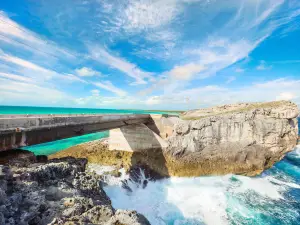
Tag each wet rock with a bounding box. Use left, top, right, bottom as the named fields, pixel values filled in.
left=36, top=155, right=48, bottom=163
left=108, top=210, right=151, bottom=225
left=0, top=156, right=151, bottom=225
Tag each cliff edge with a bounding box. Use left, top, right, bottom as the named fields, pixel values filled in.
left=50, top=100, right=299, bottom=177
left=166, top=100, right=299, bottom=176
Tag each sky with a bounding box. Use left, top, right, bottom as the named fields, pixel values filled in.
left=0, top=0, right=299, bottom=110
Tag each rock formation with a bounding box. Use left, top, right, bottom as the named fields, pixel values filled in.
left=50, top=100, right=299, bottom=177
left=0, top=154, right=150, bottom=225
left=167, top=100, right=299, bottom=176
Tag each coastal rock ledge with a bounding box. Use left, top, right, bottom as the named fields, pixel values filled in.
left=167, top=100, right=299, bottom=176
left=0, top=157, right=150, bottom=225
left=51, top=100, right=299, bottom=177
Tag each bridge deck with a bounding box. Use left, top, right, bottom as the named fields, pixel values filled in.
left=0, top=114, right=151, bottom=151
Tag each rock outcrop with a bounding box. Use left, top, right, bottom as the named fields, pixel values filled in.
left=0, top=155, right=150, bottom=225
left=50, top=100, right=299, bottom=177
left=166, top=100, right=299, bottom=176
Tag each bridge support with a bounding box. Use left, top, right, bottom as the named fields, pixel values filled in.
left=0, top=114, right=150, bottom=151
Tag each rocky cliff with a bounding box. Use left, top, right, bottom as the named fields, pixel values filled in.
left=0, top=154, right=150, bottom=225
left=166, top=100, right=299, bottom=176
left=50, top=101, right=299, bottom=177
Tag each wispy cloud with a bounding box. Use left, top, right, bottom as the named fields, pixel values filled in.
left=256, top=60, right=272, bottom=70
left=87, top=45, right=153, bottom=85
left=235, top=68, right=245, bottom=73
left=75, top=67, right=101, bottom=77
left=0, top=77, right=71, bottom=106
left=0, top=11, right=75, bottom=59
left=93, top=80, right=127, bottom=96
left=0, top=72, right=35, bottom=83
left=143, top=78, right=300, bottom=109
left=0, top=52, right=87, bottom=83
left=226, top=76, right=236, bottom=84
left=91, top=89, right=100, bottom=96
left=168, top=63, right=206, bottom=80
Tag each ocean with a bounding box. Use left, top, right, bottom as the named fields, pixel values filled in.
left=1, top=105, right=300, bottom=224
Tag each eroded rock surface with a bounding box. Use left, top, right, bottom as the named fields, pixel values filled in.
left=0, top=156, right=150, bottom=225
left=49, top=101, right=299, bottom=177
left=166, top=100, right=299, bottom=176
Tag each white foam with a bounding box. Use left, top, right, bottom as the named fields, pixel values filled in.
left=287, top=145, right=300, bottom=158
left=87, top=147, right=300, bottom=225
left=103, top=168, right=298, bottom=225
left=233, top=175, right=285, bottom=200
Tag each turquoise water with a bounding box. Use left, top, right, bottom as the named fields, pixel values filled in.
left=0, top=105, right=179, bottom=155
left=23, top=131, right=109, bottom=155
left=0, top=105, right=179, bottom=115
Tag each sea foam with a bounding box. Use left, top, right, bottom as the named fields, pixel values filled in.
left=91, top=148, right=300, bottom=225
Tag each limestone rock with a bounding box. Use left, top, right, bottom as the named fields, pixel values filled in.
left=166, top=101, right=299, bottom=176
left=108, top=210, right=151, bottom=225
left=0, top=157, right=151, bottom=225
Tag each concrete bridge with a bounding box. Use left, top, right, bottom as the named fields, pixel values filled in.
left=0, top=114, right=177, bottom=151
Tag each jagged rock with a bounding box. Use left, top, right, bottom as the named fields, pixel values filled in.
left=0, top=157, right=151, bottom=225
left=108, top=210, right=151, bottom=225
left=0, top=149, right=36, bottom=167
left=165, top=101, right=299, bottom=176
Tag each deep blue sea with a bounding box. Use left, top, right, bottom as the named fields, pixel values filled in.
left=1, top=105, right=299, bottom=224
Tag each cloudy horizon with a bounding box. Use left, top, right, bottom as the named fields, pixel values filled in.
left=0, top=0, right=300, bottom=110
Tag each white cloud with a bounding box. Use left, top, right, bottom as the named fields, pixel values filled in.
left=75, top=95, right=141, bottom=107
left=168, top=63, right=206, bottom=80
left=88, top=45, right=153, bottom=85
left=146, top=96, right=162, bottom=105
left=0, top=11, right=75, bottom=59
left=276, top=92, right=297, bottom=101
left=0, top=53, right=54, bottom=75
left=93, top=81, right=127, bottom=96
left=0, top=52, right=87, bottom=83
left=75, top=67, right=100, bottom=77
left=256, top=60, right=272, bottom=70
left=62, top=74, right=88, bottom=83
left=91, top=89, right=100, bottom=96
left=235, top=68, right=245, bottom=73
left=0, top=77, right=71, bottom=105
left=0, top=72, right=35, bottom=83
left=151, top=78, right=300, bottom=109
left=226, top=76, right=236, bottom=84
left=122, top=0, right=180, bottom=32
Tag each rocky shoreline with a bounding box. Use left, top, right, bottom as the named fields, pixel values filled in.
left=0, top=153, right=150, bottom=225
left=50, top=101, right=299, bottom=177
left=1, top=100, right=299, bottom=224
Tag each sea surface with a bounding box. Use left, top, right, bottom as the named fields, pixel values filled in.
left=99, top=147, right=300, bottom=225
left=1, top=105, right=300, bottom=224
left=0, top=105, right=178, bottom=115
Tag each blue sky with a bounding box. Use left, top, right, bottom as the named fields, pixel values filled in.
left=0, top=0, right=299, bottom=110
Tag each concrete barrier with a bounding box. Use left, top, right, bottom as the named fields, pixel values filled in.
left=108, top=124, right=168, bottom=151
